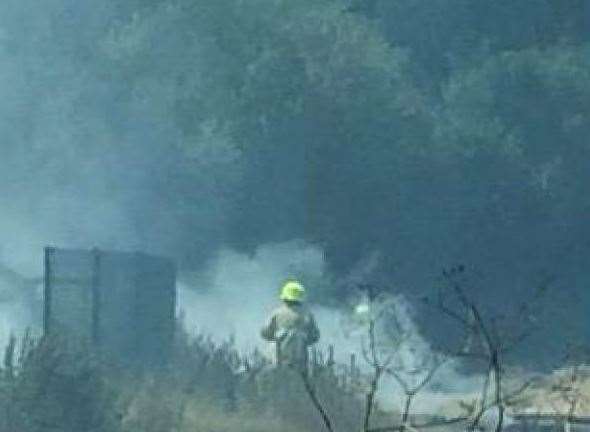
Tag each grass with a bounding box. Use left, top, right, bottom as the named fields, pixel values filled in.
left=0, top=325, right=366, bottom=432
left=3, top=324, right=583, bottom=432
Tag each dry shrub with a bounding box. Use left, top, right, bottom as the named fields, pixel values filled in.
left=0, top=323, right=365, bottom=432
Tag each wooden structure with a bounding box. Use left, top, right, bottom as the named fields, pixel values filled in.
left=43, top=247, right=176, bottom=366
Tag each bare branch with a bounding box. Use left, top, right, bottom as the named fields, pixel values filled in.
left=299, top=370, right=335, bottom=432
left=363, top=363, right=386, bottom=432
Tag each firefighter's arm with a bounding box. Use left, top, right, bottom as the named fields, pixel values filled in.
left=260, top=314, right=277, bottom=341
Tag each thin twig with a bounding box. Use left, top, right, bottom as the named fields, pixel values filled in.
left=299, top=370, right=335, bottom=432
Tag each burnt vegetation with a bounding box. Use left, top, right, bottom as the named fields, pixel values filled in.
left=0, top=0, right=589, bottom=430
left=1, top=268, right=586, bottom=432
left=0, top=324, right=364, bottom=432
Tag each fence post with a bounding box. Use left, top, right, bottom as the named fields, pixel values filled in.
left=91, top=248, right=102, bottom=346
left=43, top=246, right=55, bottom=335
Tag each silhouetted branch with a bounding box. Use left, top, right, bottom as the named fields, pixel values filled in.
left=385, top=355, right=447, bottom=432
left=299, top=370, right=335, bottom=432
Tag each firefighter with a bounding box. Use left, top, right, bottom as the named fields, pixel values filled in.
left=260, top=280, right=320, bottom=374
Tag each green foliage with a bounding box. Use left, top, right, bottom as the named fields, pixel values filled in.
left=371, top=0, right=589, bottom=87
left=0, top=0, right=589, bottom=367
left=439, top=45, right=590, bottom=162
left=94, top=0, right=430, bottom=251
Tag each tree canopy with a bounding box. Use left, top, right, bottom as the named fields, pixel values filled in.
left=0, top=0, right=588, bottom=367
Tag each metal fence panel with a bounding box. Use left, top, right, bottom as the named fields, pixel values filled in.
left=44, top=247, right=176, bottom=366
left=44, top=247, right=95, bottom=341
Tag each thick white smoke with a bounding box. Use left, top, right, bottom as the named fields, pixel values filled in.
left=177, top=240, right=327, bottom=357
left=0, top=234, right=517, bottom=417
left=176, top=240, right=485, bottom=414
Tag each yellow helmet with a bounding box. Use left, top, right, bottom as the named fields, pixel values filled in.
left=280, top=280, right=306, bottom=302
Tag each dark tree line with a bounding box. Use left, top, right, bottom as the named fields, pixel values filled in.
left=0, top=0, right=587, bottom=367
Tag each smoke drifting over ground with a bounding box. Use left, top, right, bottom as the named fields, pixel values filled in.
left=0, top=288, right=36, bottom=353
left=178, top=240, right=326, bottom=356
left=176, top=240, right=486, bottom=412
left=0, top=1, right=588, bottom=396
